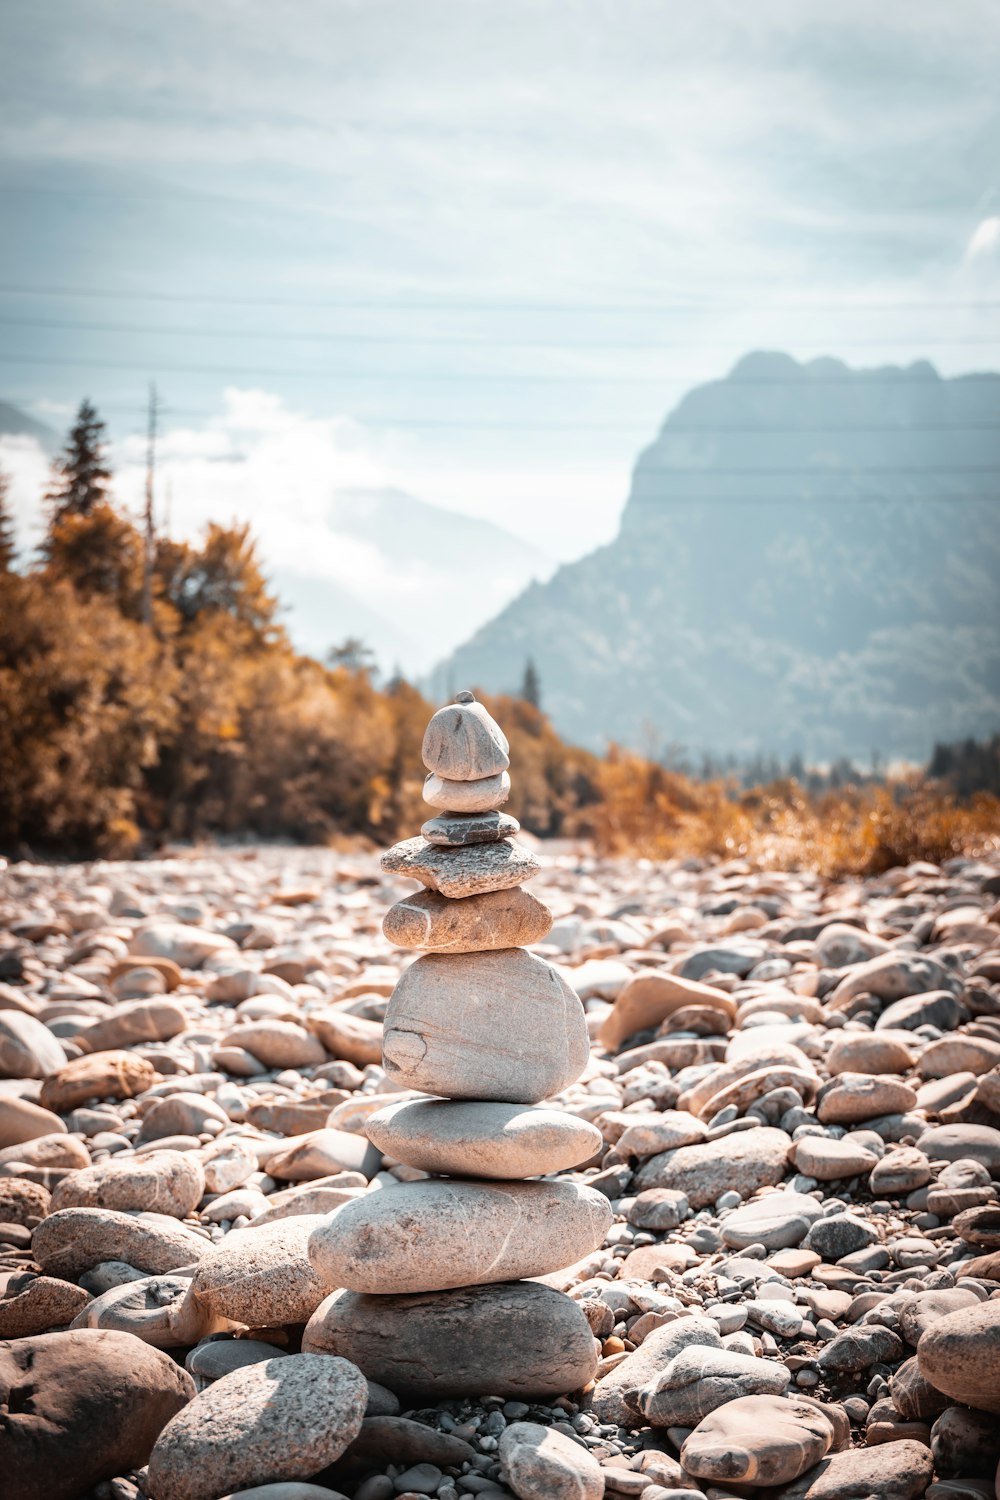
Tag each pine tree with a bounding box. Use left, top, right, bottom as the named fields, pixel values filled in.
left=0, top=467, right=16, bottom=572
left=520, top=656, right=541, bottom=709
left=44, top=398, right=111, bottom=526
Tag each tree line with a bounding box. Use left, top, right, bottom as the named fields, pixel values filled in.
left=1, top=398, right=997, bottom=873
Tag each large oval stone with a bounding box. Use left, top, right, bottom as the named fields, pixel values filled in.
left=308, top=1178, right=612, bottom=1294
left=365, top=1098, right=601, bottom=1179
left=0, top=1328, right=194, bottom=1500
left=600, top=972, right=735, bottom=1051
left=917, top=1300, right=1000, bottom=1413
left=302, top=1281, right=598, bottom=1400
left=382, top=948, right=588, bottom=1102
left=147, top=1354, right=367, bottom=1500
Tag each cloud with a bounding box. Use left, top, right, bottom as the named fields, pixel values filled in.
left=967, top=216, right=1000, bottom=261
left=0, top=389, right=582, bottom=669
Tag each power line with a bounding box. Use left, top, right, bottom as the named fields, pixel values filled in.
left=3, top=352, right=1000, bottom=385
left=630, top=465, right=1000, bottom=475
left=5, top=401, right=999, bottom=435
left=3, top=282, right=1000, bottom=313
left=4, top=313, right=1000, bottom=350
left=627, top=493, right=1000, bottom=503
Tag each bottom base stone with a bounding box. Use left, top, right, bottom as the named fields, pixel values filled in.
left=302, top=1280, right=599, bottom=1402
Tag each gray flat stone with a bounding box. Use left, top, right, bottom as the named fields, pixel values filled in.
left=421, top=810, right=519, bottom=846
left=381, top=836, right=538, bottom=897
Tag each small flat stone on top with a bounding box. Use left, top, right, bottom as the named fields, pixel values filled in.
left=422, top=695, right=509, bottom=780
left=380, top=835, right=540, bottom=898
left=423, top=770, right=511, bottom=813
left=421, top=810, right=519, bottom=846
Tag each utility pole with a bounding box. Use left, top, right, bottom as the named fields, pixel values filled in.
left=141, top=381, right=158, bottom=625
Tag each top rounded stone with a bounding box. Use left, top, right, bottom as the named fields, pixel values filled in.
left=422, top=698, right=510, bottom=781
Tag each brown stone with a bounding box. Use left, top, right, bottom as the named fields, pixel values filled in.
left=383, top=886, right=553, bottom=953
left=0, top=1328, right=195, bottom=1500
left=40, top=1050, right=157, bottom=1113
left=599, top=971, right=736, bottom=1051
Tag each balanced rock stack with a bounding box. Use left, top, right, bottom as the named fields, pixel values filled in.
left=304, top=691, right=611, bottom=1400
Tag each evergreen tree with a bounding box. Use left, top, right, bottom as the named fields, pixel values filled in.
left=520, top=655, right=541, bottom=709
left=44, top=399, right=112, bottom=527
left=0, top=467, right=16, bottom=572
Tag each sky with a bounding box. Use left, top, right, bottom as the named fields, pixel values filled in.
left=1, top=0, right=999, bottom=593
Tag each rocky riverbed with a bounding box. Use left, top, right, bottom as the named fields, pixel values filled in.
left=2, top=843, right=1000, bottom=1500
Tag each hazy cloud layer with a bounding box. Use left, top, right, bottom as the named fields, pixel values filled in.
left=1, top=1, right=998, bottom=571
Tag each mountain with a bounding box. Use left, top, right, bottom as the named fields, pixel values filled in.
left=0, top=402, right=58, bottom=453
left=432, top=353, right=1000, bottom=763
left=279, top=486, right=553, bottom=673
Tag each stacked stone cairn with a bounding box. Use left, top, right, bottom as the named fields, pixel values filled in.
left=304, top=691, right=611, bottom=1401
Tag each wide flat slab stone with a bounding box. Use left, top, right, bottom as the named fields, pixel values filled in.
left=365, top=1098, right=602, bottom=1178
left=303, top=1281, right=598, bottom=1401
left=307, top=1177, right=612, bottom=1294
left=380, top=836, right=540, bottom=897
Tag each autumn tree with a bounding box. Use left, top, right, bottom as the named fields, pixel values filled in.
left=164, top=522, right=284, bottom=649
left=44, top=399, right=111, bottom=527
left=0, top=467, right=15, bottom=572
left=327, top=637, right=377, bottom=676
left=42, top=503, right=145, bottom=618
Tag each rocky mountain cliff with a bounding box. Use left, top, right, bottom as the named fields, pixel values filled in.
left=432, top=353, right=1000, bottom=762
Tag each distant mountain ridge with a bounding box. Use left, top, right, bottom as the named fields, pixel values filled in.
left=0, top=401, right=58, bottom=452
left=276, top=485, right=553, bottom=672
left=432, top=352, right=1000, bottom=762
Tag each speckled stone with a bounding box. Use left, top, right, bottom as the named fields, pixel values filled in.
left=380, top=836, right=540, bottom=898
left=308, top=1178, right=612, bottom=1294
left=421, top=810, right=519, bottom=846
left=147, top=1354, right=367, bottom=1500
left=49, top=1148, right=205, bottom=1218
